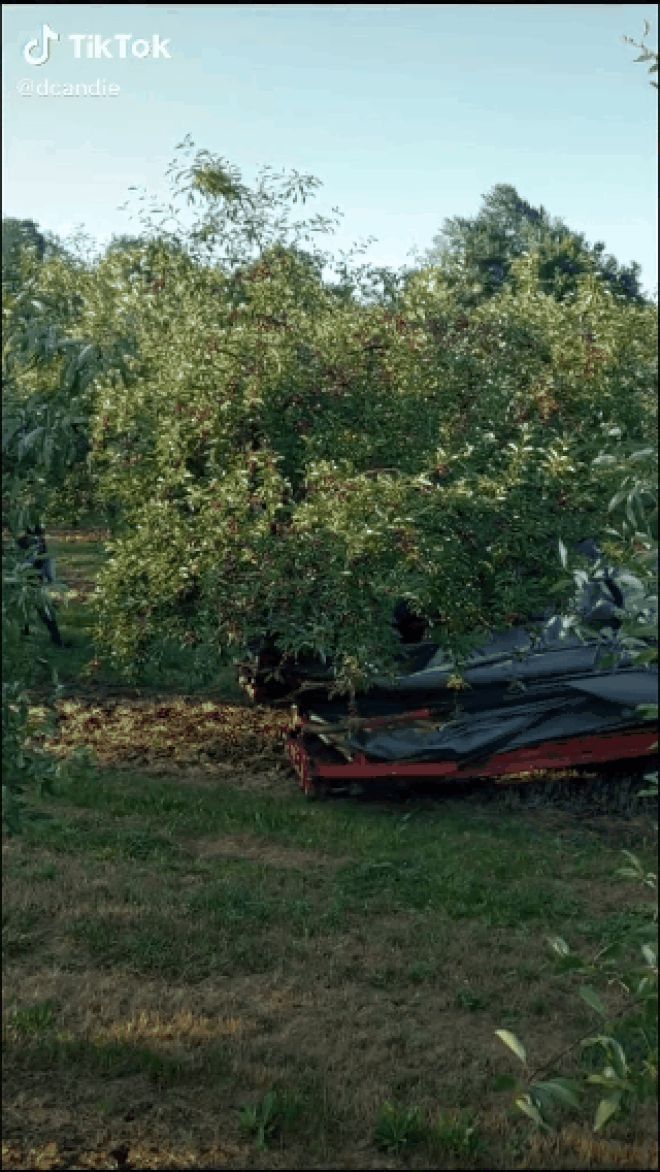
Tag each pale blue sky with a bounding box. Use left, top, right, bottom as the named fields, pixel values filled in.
left=2, top=4, right=657, bottom=292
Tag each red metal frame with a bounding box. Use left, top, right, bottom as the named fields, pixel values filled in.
left=286, top=726, right=658, bottom=796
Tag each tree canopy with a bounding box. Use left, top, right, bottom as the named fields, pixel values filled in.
left=2, top=147, right=656, bottom=695
left=419, top=184, right=645, bottom=306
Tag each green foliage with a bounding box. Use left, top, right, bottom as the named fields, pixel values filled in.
left=2, top=223, right=110, bottom=830
left=7, top=1000, right=57, bottom=1035
left=429, top=1109, right=481, bottom=1159
left=419, top=184, right=645, bottom=305
left=496, top=842, right=658, bottom=1133
left=553, top=442, right=657, bottom=680
left=239, top=1090, right=303, bottom=1149
left=64, top=145, right=654, bottom=691
left=456, top=986, right=488, bottom=1011
left=374, top=1101, right=481, bottom=1158
left=623, top=20, right=659, bottom=88
left=3, top=144, right=656, bottom=699
left=1, top=549, right=60, bottom=833
left=3, top=261, right=106, bottom=525
left=374, top=1101, right=426, bottom=1153
left=496, top=417, right=658, bottom=1135
left=1, top=217, right=69, bottom=296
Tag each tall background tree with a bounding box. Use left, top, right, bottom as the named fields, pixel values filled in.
left=419, top=184, right=645, bottom=305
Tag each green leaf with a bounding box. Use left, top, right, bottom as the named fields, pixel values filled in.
left=495, top=1029, right=527, bottom=1064
left=547, top=935, right=571, bottom=957
left=586, top=1072, right=631, bottom=1093
left=515, top=1094, right=549, bottom=1130
left=581, top=1034, right=615, bottom=1051
left=547, top=935, right=586, bottom=972
left=608, top=1040, right=629, bottom=1081
left=579, top=986, right=607, bottom=1017
left=492, top=1073, right=519, bottom=1092
left=628, top=447, right=655, bottom=463
left=641, top=943, right=657, bottom=967
left=594, top=1096, right=620, bottom=1132
left=631, top=649, right=659, bottom=666
left=532, top=1079, right=581, bottom=1110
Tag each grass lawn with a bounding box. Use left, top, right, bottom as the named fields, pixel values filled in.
left=2, top=530, right=657, bottom=1170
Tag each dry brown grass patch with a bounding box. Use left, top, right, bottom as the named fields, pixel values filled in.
left=189, top=831, right=347, bottom=869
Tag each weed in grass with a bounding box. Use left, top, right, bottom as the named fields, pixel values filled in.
left=428, top=1109, right=482, bottom=1160
left=227, top=935, right=280, bottom=975
left=498, top=1008, right=525, bottom=1034
left=585, top=905, right=656, bottom=943
left=455, top=987, right=488, bottom=1011
left=514, top=962, right=541, bottom=983
left=239, top=1089, right=303, bottom=1150
left=6, top=1000, right=57, bottom=1035
left=530, top=996, right=549, bottom=1016
left=25, top=815, right=182, bottom=865
left=115, top=883, right=148, bottom=909
left=21, top=861, right=59, bottom=882
left=59, top=746, right=99, bottom=786
left=70, top=915, right=201, bottom=977
left=335, top=858, right=430, bottom=911
left=2, top=908, right=46, bottom=959
left=199, top=1043, right=230, bottom=1082
left=186, top=877, right=276, bottom=927
left=408, top=961, right=439, bottom=984
left=374, top=1101, right=426, bottom=1154
left=333, top=850, right=584, bottom=929
left=368, top=967, right=396, bottom=989
left=70, top=916, right=127, bottom=966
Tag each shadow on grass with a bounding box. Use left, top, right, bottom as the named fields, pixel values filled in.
left=3, top=1028, right=228, bottom=1088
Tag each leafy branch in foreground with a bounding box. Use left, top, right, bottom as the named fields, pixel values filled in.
left=2, top=236, right=106, bottom=831
left=498, top=436, right=658, bottom=1132
left=1, top=543, right=62, bottom=833
left=623, top=20, right=659, bottom=88
left=495, top=821, right=658, bottom=1132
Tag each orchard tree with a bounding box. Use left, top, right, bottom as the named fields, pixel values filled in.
left=85, top=146, right=657, bottom=691
left=2, top=276, right=93, bottom=829
left=420, top=185, right=645, bottom=305
left=3, top=258, right=105, bottom=523
left=2, top=218, right=62, bottom=294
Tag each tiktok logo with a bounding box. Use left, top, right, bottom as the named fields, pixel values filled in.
left=23, top=23, right=60, bottom=66
left=21, top=25, right=171, bottom=65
